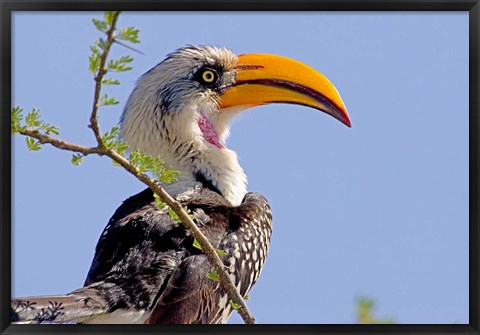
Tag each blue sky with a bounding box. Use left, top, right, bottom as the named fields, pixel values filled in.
left=12, top=12, right=469, bottom=324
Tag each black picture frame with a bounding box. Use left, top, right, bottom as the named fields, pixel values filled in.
left=1, top=1, right=478, bottom=334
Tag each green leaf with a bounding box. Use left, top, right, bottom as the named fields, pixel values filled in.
left=104, top=11, right=119, bottom=26
left=127, top=150, right=179, bottom=185
left=25, top=137, right=41, bottom=151
left=103, top=126, right=121, bottom=149
left=25, top=109, right=41, bottom=128
left=356, top=296, right=396, bottom=324
left=99, top=93, right=119, bottom=106
left=168, top=207, right=182, bottom=223
left=97, top=38, right=109, bottom=52
left=11, top=106, right=24, bottom=134
left=166, top=204, right=193, bottom=224
left=160, top=167, right=179, bottom=184
left=207, top=271, right=220, bottom=282
left=113, top=139, right=129, bottom=156
left=153, top=192, right=166, bottom=209
left=14, top=107, right=59, bottom=136
left=103, top=126, right=120, bottom=141
left=71, top=154, right=84, bottom=166
left=92, top=18, right=108, bottom=32
left=117, top=27, right=140, bottom=43
left=147, top=156, right=164, bottom=176
left=215, top=249, right=227, bottom=257
left=102, top=78, right=121, bottom=85
left=40, top=123, right=60, bottom=135
left=107, top=55, right=134, bottom=72
left=243, top=294, right=250, bottom=300
left=90, top=42, right=101, bottom=54
left=229, top=300, right=242, bottom=310
left=126, top=150, right=180, bottom=187
left=128, top=150, right=141, bottom=166
left=192, top=239, right=202, bottom=251
left=89, top=52, right=101, bottom=74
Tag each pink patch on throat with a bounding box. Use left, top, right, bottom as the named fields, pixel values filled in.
left=198, top=113, right=224, bottom=149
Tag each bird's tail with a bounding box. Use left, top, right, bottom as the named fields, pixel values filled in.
left=11, top=291, right=109, bottom=324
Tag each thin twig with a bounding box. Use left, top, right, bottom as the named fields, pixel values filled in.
left=113, top=39, right=145, bottom=55
left=89, top=11, right=120, bottom=146
left=19, top=129, right=103, bottom=156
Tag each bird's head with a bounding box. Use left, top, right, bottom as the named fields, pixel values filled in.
left=120, top=45, right=350, bottom=206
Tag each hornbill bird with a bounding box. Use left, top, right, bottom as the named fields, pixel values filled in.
left=11, top=45, right=350, bottom=324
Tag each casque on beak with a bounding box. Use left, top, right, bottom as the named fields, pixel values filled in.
left=220, top=53, right=351, bottom=127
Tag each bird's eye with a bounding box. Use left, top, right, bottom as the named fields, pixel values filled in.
left=195, top=67, right=220, bottom=86
left=202, top=70, right=216, bottom=83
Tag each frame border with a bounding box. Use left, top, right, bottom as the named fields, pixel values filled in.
left=1, top=1, right=478, bottom=334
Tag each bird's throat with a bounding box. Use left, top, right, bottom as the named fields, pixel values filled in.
left=198, top=113, right=224, bottom=149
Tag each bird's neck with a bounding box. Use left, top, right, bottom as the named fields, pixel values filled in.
left=122, top=121, right=247, bottom=206
left=159, top=144, right=246, bottom=207
left=191, top=146, right=247, bottom=206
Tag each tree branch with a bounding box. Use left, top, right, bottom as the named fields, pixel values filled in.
left=14, top=11, right=255, bottom=324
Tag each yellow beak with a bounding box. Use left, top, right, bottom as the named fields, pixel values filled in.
left=220, top=53, right=351, bottom=127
